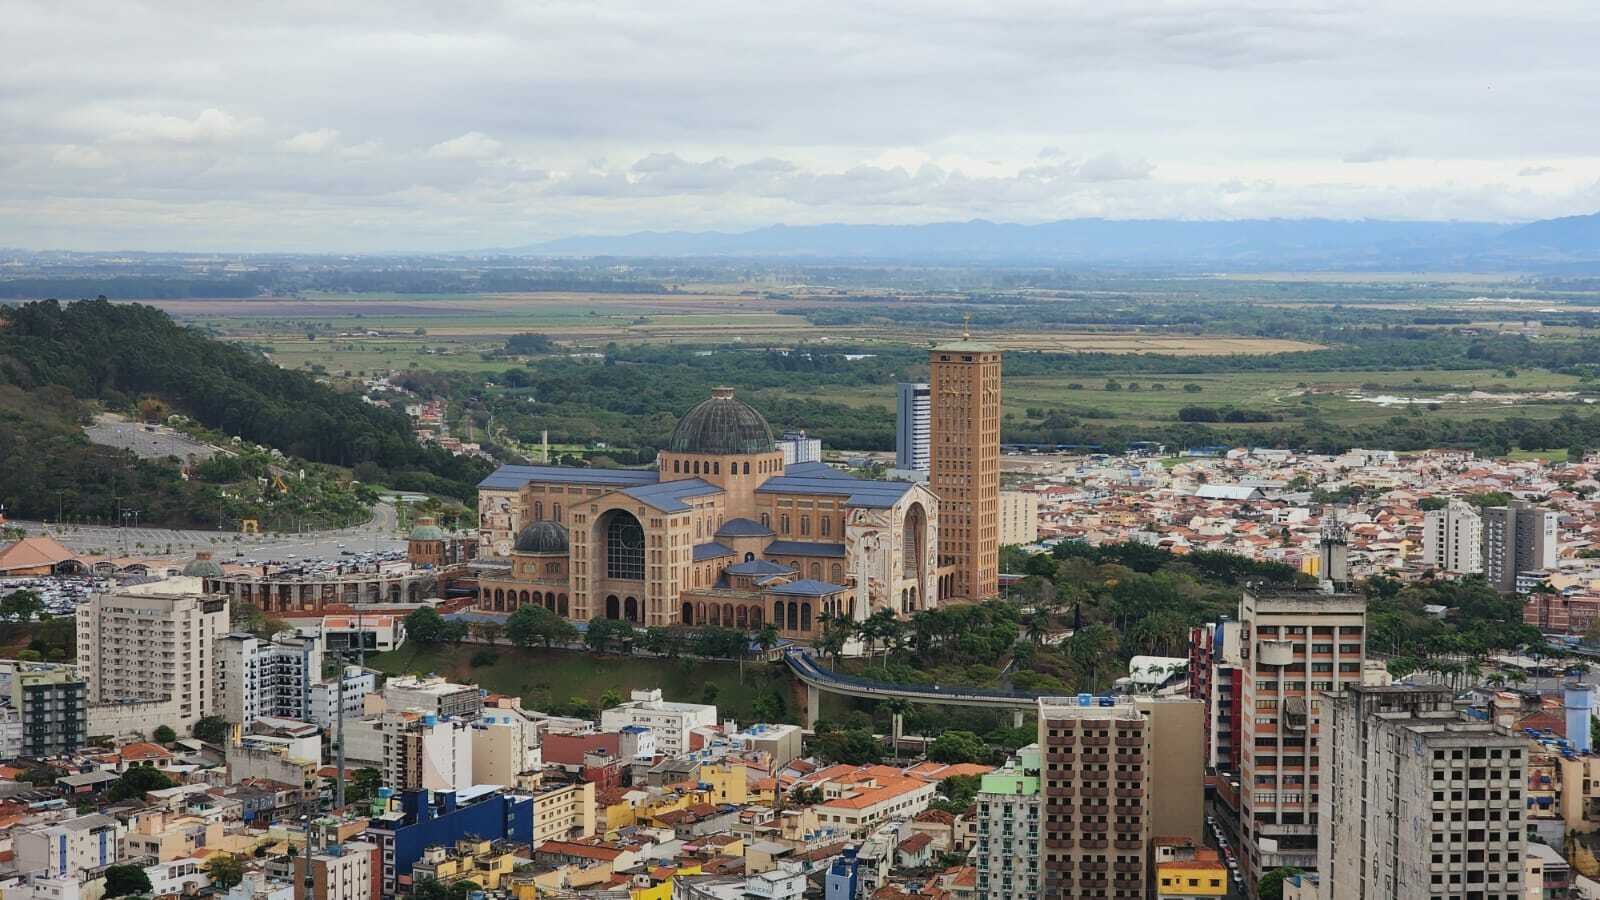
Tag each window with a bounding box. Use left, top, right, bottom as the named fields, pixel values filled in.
left=821, top=516, right=830, bottom=536
left=781, top=514, right=791, bottom=534
left=606, top=515, right=645, bottom=580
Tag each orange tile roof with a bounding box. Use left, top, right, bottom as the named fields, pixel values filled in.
left=903, top=762, right=994, bottom=782
left=121, top=742, right=174, bottom=761
left=0, top=536, right=77, bottom=572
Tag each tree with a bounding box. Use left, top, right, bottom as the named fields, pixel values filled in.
left=107, top=765, right=175, bottom=801
left=405, top=606, right=447, bottom=645
left=1258, top=866, right=1304, bottom=900
left=152, top=724, right=177, bottom=744
left=927, top=730, right=987, bottom=764
left=0, top=589, right=43, bottom=622
left=599, top=688, right=623, bottom=710
left=192, top=715, right=229, bottom=744
left=206, top=854, right=245, bottom=890
left=929, top=774, right=983, bottom=813
left=811, top=727, right=883, bottom=765
left=447, top=881, right=482, bottom=900
left=348, top=767, right=383, bottom=804
left=506, top=604, right=578, bottom=649
left=104, top=864, right=153, bottom=898
left=586, top=619, right=633, bottom=653
left=410, top=878, right=450, bottom=900
left=475, top=622, right=503, bottom=645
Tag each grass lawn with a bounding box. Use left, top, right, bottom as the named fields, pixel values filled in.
left=366, top=642, right=796, bottom=723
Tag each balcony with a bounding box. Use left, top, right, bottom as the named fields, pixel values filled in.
left=1259, top=640, right=1296, bottom=666
left=1081, top=786, right=1109, bottom=798
left=1046, top=785, right=1073, bottom=797
left=1045, top=837, right=1074, bottom=850
left=1114, top=861, right=1142, bottom=874
left=1082, top=735, right=1110, bottom=746
left=1114, top=839, right=1141, bottom=850
left=1116, top=787, right=1144, bottom=799
left=1080, top=860, right=1108, bottom=873
left=1115, top=734, right=1143, bottom=748
left=1115, top=753, right=1143, bottom=765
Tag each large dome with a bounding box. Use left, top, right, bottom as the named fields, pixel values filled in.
left=668, top=387, right=775, bottom=455
left=181, top=552, right=224, bottom=578
left=515, top=520, right=570, bottom=554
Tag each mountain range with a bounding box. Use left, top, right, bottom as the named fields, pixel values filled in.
left=501, top=212, right=1600, bottom=270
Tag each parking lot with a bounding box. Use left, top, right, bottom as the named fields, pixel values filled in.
left=82, top=414, right=219, bottom=462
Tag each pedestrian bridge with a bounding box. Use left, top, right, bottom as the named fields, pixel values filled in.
left=783, top=648, right=1040, bottom=728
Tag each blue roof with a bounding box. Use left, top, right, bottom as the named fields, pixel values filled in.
left=766, top=579, right=847, bottom=597
left=693, top=542, right=735, bottom=561
left=756, top=466, right=915, bottom=508
left=727, top=559, right=794, bottom=576
left=765, top=540, right=848, bottom=558
left=620, top=478, right=722, bottom=512
left=478, top=464, right=658, bottom=490
left=716, top=517, right=774, bottom=538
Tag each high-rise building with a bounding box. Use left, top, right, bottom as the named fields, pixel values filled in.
left=975, top=744, right=1040, bottom=900
left=381, top=712, right=474, bottom=792
left=1232, top=589, right=1366, bottom=895
left=14, top=814, right=121, bottom=878
left=1482, top=501, right=1558, bottom=593
left=309, top=666, right=377, bottom=729
left=362, top=789, right=533, bottom=899
left=217, top=633, right=323, bottom=724
left=777, top=430, right=822, bottom=465
left=1037, top=695, right=1204, bottom=900
left=382, top=675, right=482, bottom=721
left=1320, top=684, right=1526, bottom=900
left=998, top=491, right=1040, bottom=547
left=295, top=838, right=378, bottom=900
left=1422, top=499, right=1484, bottom=575
left=0, top=660, right=87, bottom=757
left=930, top=335, right=1001, bottom=602
left=1187, top=620, right=1243, bottom=772
left=598, top=688, right=717, bottom=757
left=75, top=582, right=229, bottom=731
left=895, top=382, right=931, bottom=474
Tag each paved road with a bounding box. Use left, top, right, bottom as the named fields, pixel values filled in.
left=82, top=414, right=219, bottom=462
left=9, top=501, right=404, bottom=562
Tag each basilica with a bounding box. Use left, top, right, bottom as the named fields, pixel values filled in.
left=474, top=387, right=941, bottom=640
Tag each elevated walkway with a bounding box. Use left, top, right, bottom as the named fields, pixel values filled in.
left=783, top=648, right=1039, bottom=728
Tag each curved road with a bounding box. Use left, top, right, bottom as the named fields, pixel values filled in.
left=784, top=648, right=1042, bottom=727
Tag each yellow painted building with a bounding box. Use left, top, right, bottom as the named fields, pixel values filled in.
left=1156, top=858, right=1228, bottom=898
left=698, top=763, right=749, bottom=805
left=412, top=838, right=521, bottom=890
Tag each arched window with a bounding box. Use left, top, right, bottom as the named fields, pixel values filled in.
left=743, top=462, right=750, bottom=475
left=800, top=516, right=810, bottom=536
left=820, top=517, right=830, bottom=536
left=552, top=503, right=562, bottom=523
left=533, top=501, right=543, bottom=520
left=713, top=461, right=720, bottom=475
left=810, top=562, right=822, bottom=580
left=801, top=603, right=812, bottom=631
left=831, top=563, right=843, bottom=581
left=674, top=460, right=681, bottom=473
left=606, top=513, right=646, bottom=580
left=781, top=514, right=790, bottom=534
left=745, top=552, right=755, bottom=562
left=760, top=513, right=770, bottom=528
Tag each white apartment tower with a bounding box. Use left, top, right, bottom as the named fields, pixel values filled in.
left=75, top=583, right=229, bottom=731
left=1482, top=501, right=1558, bottom=593
left=1234, top=589, right=1366, bottom=896
left=998, top=491, right=1040, bottom=546
left=1421, top=500, right=1483, bottom=575
left=974, top=744, right=1040, bottom=900
left=599, top=688, right=717, bottom=757
left=217, top=633, right=323, bottom=724
left=381, top=712, right=473, bottom=792
left=895, top=382, right=931, bottom=474
left=1320, top=684, right=1526, bottom=900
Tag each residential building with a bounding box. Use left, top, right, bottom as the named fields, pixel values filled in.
left=974, top=744, right=1040, bottom=900
left=1524, top=842, right=1569, bottom=900
left=1037, top=695, right=1204, bottom=900
left=294, top=838, right=377, bottom=900
left=1483, top=501, right=1558, bottom=593
left=362, top=789, right=533, bottom=899
left=217, top=633, right=323, bottom=724
left=730, top=722, right=805, bottom=770
left=930, top=336, right=1002, bottom=602
left=599, top=689, right=717, bottom=757
left=319, top=615, right=406, bottom=654
left=800, top=764, right=939, bottom=836
left=121, top=809, right=223, bottom=862
left=1234, top=589, right=1366, bottom=892
left=777, top=430, right=822, bottom=466
left=1187, top=620, right=1242, bottom=772
left=998, top=491, right=1039, bottom=547
left=895, top=382, right=931, bottom=475
left=1155, top=848, right=1228, bottom=898
left=381, top=712, right=473, bottom=792
left=411, top=838, right=520, bottom=891
left=1422, top=499, right=1483, bottom=575
left=308, top=667, right=377, bottom=729
left=382, top=675, right=482, bottom=721
left=75, top=582, right=229, bottom=730
left=528, top=780, right=596, bottom=844
left=1320, top=684, right=1526, bottom=900
left=15, top=814, right=122, bottom=878
left=471, top=700, right=542, bottom=785
left=0, top=660, right=87, bottom=756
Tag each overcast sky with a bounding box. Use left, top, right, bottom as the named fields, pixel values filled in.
left=5, top=0, right=1600, bottom=252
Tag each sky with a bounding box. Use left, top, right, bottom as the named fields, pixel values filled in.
left=4, top=0, right=1600, bottom=252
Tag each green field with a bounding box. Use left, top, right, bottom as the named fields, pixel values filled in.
left=366, top=642, right=797, bottom=723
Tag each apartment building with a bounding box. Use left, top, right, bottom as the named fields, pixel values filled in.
left=1038, top=695, right=1204, bottom=900
left=529, top=780, right=597, bottom=844
left=998, top=491, right=1040, bottom=547
left=895, top=382, right=931, bottom=475
left=294, top=839, right=377, bottom=900
left=1421, top=499, right=1483, bottom=575
left=471, top=700, right=542, bottom=785
left=75, top=583, right=229, bottom=731
left=1187, top=620, right=1242, bottom=772
left=0, top=660, right=87, bottom=757
left=217, top=633, right=323, bottom=724
left=975, top=744, right=1040, bottom=900
left=1233, top=589, right=1366, bottom=895
left=1483, top=501, right=1558, bottom=593
left=1320, top=684, right=1526, bottom=900
left=15, top=814, right=122, bottom=878
left=309, top=667, right=377, bottom=729
left=381, top=712, right=473, bottom=793
left=599, top=689, right=717, bottom=757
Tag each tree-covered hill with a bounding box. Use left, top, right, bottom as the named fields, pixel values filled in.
left=0, top=300, right=491, bottom=517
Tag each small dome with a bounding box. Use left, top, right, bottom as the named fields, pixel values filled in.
left=668, top=387, right=775, bottom=455
left=182, top=552, right=224, bottom=578
left=515, top=520, right=570, bottom=554
left=409, top=516, right=446, bottom=541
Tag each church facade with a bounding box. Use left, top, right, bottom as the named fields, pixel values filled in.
left=474, top=388, right=940, bottom=640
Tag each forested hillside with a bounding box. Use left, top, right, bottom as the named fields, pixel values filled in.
left=0, top=300, right=491, bottom=523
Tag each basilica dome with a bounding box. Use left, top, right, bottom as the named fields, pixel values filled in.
left=668, top=387, right=775, bottom=455
left=514, top=520, right=570, bottom=554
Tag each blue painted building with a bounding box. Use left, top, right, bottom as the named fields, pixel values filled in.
left=825, top=846, right=861, bottom=900
left=362, top=788, right=533, bottom=897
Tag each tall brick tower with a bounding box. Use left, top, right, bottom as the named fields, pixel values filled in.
left=929, top=320, right=1001, bottom=601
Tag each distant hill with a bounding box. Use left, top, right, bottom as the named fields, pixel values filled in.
left=501, top=214, right=1600, bottom=269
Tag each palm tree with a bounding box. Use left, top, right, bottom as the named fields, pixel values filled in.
left=1024, top=609, right=1051, bottom=645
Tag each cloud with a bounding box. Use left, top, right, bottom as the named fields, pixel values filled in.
left=58, top=107, right=261, bottom=145
left=1518, top=165, right=1558, bottom=177
left=1342, top=141, right=1408, bottom=164
left=281, top=129, right=340, bottom=154
left=1075, top=153, right=1157, bottom=182
left=50, top=145, right=114, bottom=169
left=426, top=132, right=503, bottom=160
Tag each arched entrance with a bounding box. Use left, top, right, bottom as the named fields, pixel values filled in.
left=624, top=596, right=639, bottom=623
left=605, top=595, right=621, bottom=620
left=682, top=602, right=695, bottom=624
